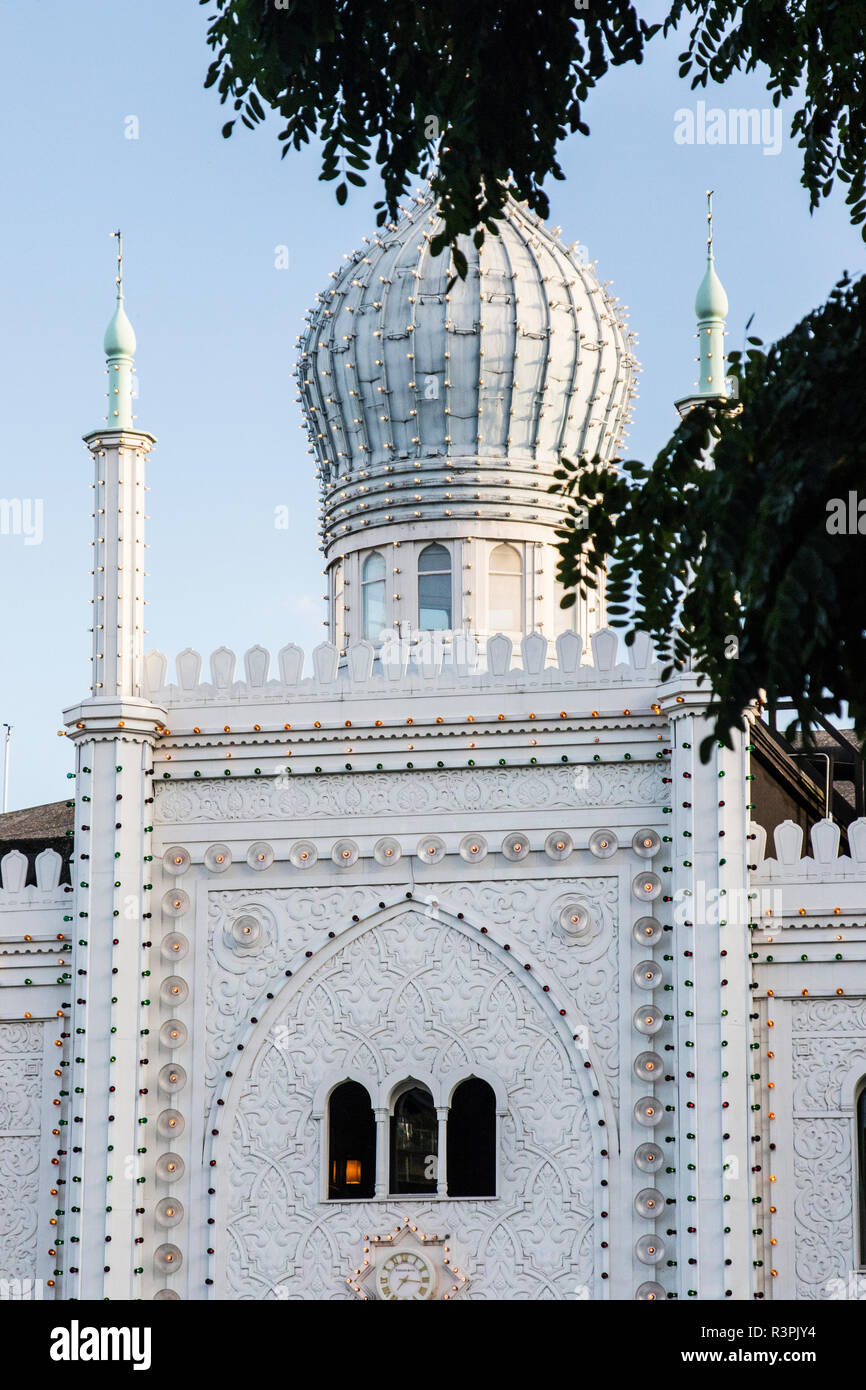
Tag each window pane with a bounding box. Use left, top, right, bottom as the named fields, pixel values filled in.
left=363, top=580, right=386, bottom=639
left=390, top=1086, right=438, bottom=1194
left=328, top=1081, right=376, bottom=1199
left=363, top=551, right=386, bottom=582
left=447, top=1078, right=496, bottom=1197
left=419, top=572, right=452, bottom=629
left=490, top=543, right=521, bottom=574
left=418, top=542, right=450, bottom=573
left=418, top=544, right=452, bottom=630
left=489, top=573, right=521, bottom=631
left=489, top=546, right=521, bottom=630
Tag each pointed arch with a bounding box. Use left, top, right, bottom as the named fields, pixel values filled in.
left=447, top=1077, right=497, bottom=1196
left=389, top=1081, right=438, bottom=1195
left=210, top=898, right=614, bottom=1300
left=327, top=1080, right=376, bottom=1199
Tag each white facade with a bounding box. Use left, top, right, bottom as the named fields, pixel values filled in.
left=0, top=195, right=865, bottom=1302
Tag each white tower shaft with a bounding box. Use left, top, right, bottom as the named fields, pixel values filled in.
left=84, top=429, right=155, bottom=698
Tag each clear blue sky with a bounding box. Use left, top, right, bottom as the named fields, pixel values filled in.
left=0, top=1, right=861, bottom=810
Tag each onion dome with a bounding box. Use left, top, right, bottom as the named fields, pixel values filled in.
left=295, top=191, right=638, bottom=556
left=104, top=295, right=136, bottom=359
left=695, top=252, right=728, bottom=321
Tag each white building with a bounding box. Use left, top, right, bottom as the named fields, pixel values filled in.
left=1, top=194, right=864, bottom=1302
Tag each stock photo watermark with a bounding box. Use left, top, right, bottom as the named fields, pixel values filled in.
left=674, top=101, right=782, bottom=157
left=0, top=498, right=43, bottom=545
left=673, top=883, right=782, bottom=926
left=826, top=492, right=866, bottom=535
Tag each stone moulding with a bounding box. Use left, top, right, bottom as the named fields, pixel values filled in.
left=752, top=816, right=866, bottom=883
left=142, top=629, right=661, bottom=706
left=0, top=849, right=66, bottom=905
left=154, top=763, right=670, bottom=824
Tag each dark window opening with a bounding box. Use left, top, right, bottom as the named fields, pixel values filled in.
left=328, top=1080, right=375, bottom=1199
left=447, top=1077, right=496, bottom=1196
left=390, top=1085, right=438, bottom=1194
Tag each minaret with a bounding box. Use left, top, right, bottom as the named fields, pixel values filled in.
left=84, top=232, right=154, bottom=699
left=675, top=191, right=730, bottom=417
left=665, top=196, right=754, bottom=1296
left=61, top=236, right=166, bottom=1301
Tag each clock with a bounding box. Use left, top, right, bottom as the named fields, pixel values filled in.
left=347, top=1225, right=467, bottom=1300
left=376, top=1249, right=437, bottom=1301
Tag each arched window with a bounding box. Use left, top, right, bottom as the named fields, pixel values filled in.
left=328, top=1081, right=376, bottom=1199
left=859, top=1084, right=866, bottom=1265
left=488, top=544, right=522, bottom=632
left=390, top=1084, right=438, bottom=1194
left=362, top=551, right=386, bottom=640
left=418, top=544, right=452, bottom=630
left=447, top=1078, right=496, bottom=1196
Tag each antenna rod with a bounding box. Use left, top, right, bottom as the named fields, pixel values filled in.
left=112, top=228, right=123, bottom=298
left=1, top=724, right=11, bottom=815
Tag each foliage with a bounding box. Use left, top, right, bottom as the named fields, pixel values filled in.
left=202, top=0, right=866, bottom=272
left=201, top=0, right=654, bottom=273
left=667, top=0, right=866, bottom=236
left=550, top=273, right=866, bottom=755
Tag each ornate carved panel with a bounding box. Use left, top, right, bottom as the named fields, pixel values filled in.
left=218, top=909, right=602, bottom=1300
left=790, top=1000, right=866, bottom=1299
left=205, top=875, right=619, bottom=1113
left=157, top=763, right=668, bottom=825
left=0, top=1023, right=45, bottom=1281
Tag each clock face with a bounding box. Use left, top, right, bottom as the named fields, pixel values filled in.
left=377, top=1250, right=436, bottom=1301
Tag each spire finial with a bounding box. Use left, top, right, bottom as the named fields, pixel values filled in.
left=112, top=229, right=124, bottom=301
left=675, top=190, right=730, bottom=415
left=103, top=231, right=136, bottom=362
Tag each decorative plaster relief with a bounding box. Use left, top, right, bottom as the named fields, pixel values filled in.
left=0, top=1023, right=45, bottom=1281
left=157, top=763, right=668, bottom=826
left=791, top=1000, right=866, bottom=1299
left=221, top=909, right=600, bottom=1300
